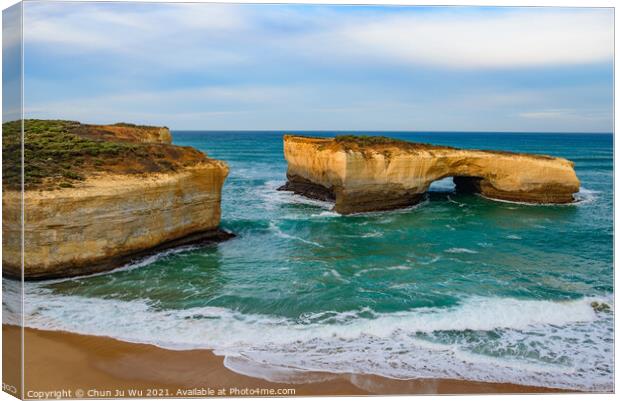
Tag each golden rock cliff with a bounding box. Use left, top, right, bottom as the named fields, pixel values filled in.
left=280, top=135, right=580, bottom=214
left=2, top=120, right=231, bottom=279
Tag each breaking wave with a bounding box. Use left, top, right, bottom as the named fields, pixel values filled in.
left=4, top=279, right=613, bottom=392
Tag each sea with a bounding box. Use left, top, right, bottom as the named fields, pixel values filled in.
left=3, top=131, right=614, bottom=391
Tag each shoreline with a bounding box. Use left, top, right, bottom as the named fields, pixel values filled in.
left=4, top=325, right=573, bottom=397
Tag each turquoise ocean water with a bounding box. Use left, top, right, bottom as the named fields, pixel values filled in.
left=5, top=132, right=614, bottom=390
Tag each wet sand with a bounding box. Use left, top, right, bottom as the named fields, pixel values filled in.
left=3, top=325, right=571, bottom=397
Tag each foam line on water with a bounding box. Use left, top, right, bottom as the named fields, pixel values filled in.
left=222, top=355, right=338, bottom=384
left=260, top=181, right=334, bottom=211
left=310, top=211, right=341, bottom=219
left=445, top=248, right=478, bottom=254
left=478, top=187, right=598, bottom=207
left=6, top=280, right=612, bottom=391
left=573, top=188, right=599, bottom=205
left=15, top=283, right=608, bottom=344
left=17, top=245, right=203, bottom=285
left=269, top=222, right=324, bottom=248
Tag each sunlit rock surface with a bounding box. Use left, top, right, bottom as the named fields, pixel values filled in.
left=280, top=135, right=580, bottom=214
left=2, top=121, right=231, bottom=279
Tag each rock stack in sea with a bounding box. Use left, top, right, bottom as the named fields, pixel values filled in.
left=2, top=120, right=232, bottom=279
left=279, top=135, right=580, bottom=214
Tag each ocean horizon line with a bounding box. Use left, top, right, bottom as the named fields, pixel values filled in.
left=170, top=129, right=614, bottom=135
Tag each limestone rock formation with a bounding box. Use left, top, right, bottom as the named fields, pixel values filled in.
left=2, top=120, right=231, bottom=279
left=91, top=123, right=173, bottom=144
left=279, top=135, right=580, bottom=214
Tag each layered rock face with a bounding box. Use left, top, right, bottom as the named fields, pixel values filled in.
left=3, top=163, right=229, bottom=279
left=2, top=121, right=231, bottom=279
left=280, top=135, right=580, bottom=214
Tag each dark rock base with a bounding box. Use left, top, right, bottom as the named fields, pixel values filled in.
left=454, top=176, right=575, bottom=204
left=4, top=229, right=235, bottom=281
left=278, top=175, right=426, bottom=215
left=279, top=174, right=575, bottom=215
left=335, top=190, right=425, bottom=215
left=277, top=175, right=337, bottom=202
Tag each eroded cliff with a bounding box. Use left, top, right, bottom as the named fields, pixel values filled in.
left=2, top=120, right=231, bottom=279
left=280, top=135, right=580, bottom=214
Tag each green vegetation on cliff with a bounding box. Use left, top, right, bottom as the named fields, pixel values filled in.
left=2, top=119, right=206, bottom=190
left=330, top=135, right=554, bottom=160
left=333, top=135, right=454, bottom=150
left=335, top=135, right=407, bottom=146
left=328, top=135, right=455, bottom=158
left=111, top=122, right=169, bottom=129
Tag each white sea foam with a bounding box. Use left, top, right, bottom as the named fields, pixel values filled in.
left=269, top=222, right=324, bottom=248
left=573, top=188, right=599, bottom=205
left=26, top=245, right=203, bottom=285
left=322, top=269, right=349, bottom=283
left=478, top=187, right=599, bottom=207
left=360, top=231, right=383, bottom=238
left=353, top=265, right=410, bottom=277
left=13, top=283, right=605, bottom=345
left=310, top=211, right=341, bottom=219
left=6, top=278, right=612, bottom=391
left=288, top=195, right=334, bottom=210
left=445, top=248, right=478, bottom=254
left=417, top=255, right=441, bottom=265
left=260, top=181, right=334, bottom=211
left=353, top=268, right=381, bottom=277
left=386, top=265, right=411, bottom=271
left=446, top=195, right=466, bottom=207
left=223, top=356, right=338, bottom=384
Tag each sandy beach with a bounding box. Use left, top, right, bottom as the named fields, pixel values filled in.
left=2, top=325, right=570, bottom=397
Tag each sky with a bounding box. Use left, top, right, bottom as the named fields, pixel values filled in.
left=6, top=2, right=615, bottom=132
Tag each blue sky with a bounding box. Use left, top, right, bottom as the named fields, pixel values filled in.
left=13, top=2, right=614, bottom=132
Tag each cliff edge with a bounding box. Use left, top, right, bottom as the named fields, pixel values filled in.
left=279, top=135, right=580, bottom=214
left=2, top=120, right=231, bottom=279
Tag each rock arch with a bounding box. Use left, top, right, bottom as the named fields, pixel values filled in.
left=279, top=135, right=580, bottom=214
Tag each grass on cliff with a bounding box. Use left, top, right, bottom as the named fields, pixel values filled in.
left=331, top=134, right=556, bottom=160
left=331, top=135, right=455, bottom=156
left=2, top=119, right=206, bottom=191
left=334, top=135, right=455, bottom=149
left=111, top=122, right=169, bottom=129
left=334, top=135, right=407, bottom=146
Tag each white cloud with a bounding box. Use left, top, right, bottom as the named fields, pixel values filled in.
left=302, top=9, right=614, bottom=69
left=519, top=108, right=609, bottom=122
left=23, top=3, right=252, bottom=69
left=24, top=3, right=247, bottom=47
left=23, top=4, right=613, bottom=70
left=520, top=110, right=573, bottom=119
left=18, top=4, right=613, bottom=131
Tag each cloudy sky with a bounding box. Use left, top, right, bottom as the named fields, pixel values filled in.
left=15, top=2, right=614, bottom=132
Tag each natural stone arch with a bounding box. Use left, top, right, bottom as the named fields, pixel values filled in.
left=279, top=135, right=580, bottom=214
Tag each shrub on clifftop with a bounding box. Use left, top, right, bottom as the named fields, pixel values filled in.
left=2, top=119, right=207, bottom=191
